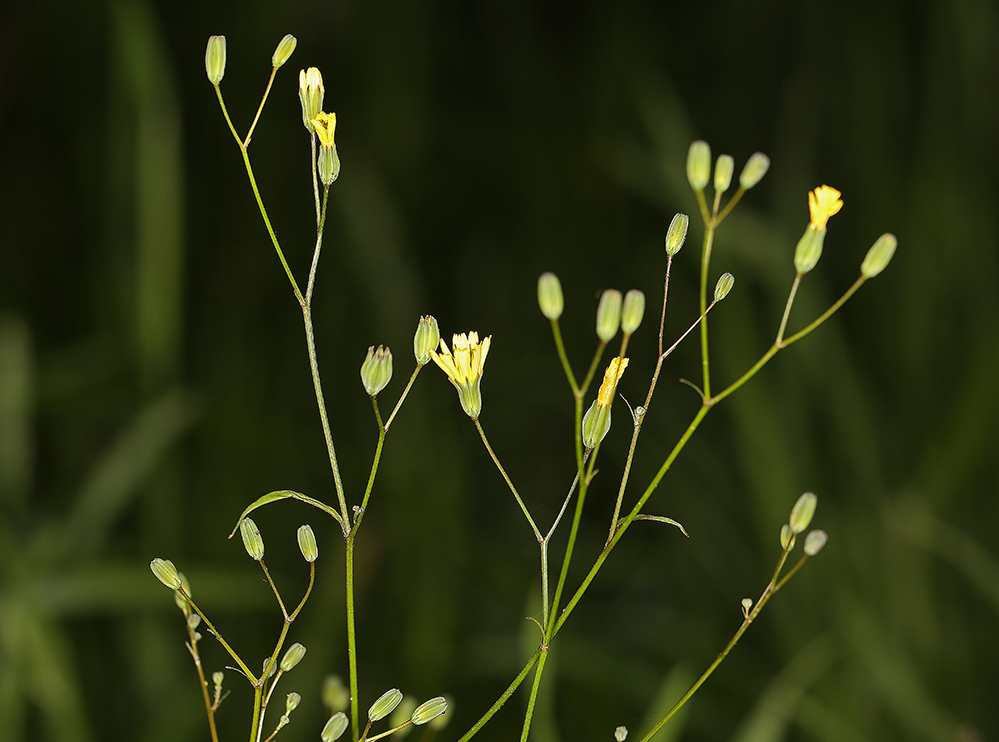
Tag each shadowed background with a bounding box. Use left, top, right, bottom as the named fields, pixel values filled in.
left=1, top=0, right=997, bottom=740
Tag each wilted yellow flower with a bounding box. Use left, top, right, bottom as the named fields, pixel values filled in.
left=311, top=111, right=337, bottom=149
left=808, top=185, right=843, bottom=230
left=431, top=332, right=491, bottom=418
left=596, top=357, right=628, bottom=407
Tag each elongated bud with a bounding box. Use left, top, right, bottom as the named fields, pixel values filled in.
left=779, top=523, right=796, bottom=550
left=665, top=213, right=689, bottom=255
left=205, top=36, right=226, bottom=84
left=582, top=398, right=611, bottom=449
left=793, top=226, right=825, bottom=274
left=861, top=233, right=897, bottom=278
left=714, top=154, right=734, bottom=193
left=212, top=671, right=224, bottom=687
left=621, top=290, right=645, bottom=335
left=317, top=144, right=340, bottom=186
left=360, top=345, right=393, bottom=396
left=687, top=140, right=711, bottom=190
left=804, top=529, right=828, bottom=555
left=714, top=272, right=735, bottom=301
left=286, top=692, right=302, bottom=713
left=369, top=688, right=403, bottom=722
left=412, top=696, right=448, bottom=725
left=321, top=712, right=349, bottom=742
left=739, top=152, right=770, bottom=189
left=414, top=315, right=440, bottom=365
left=299, top=68, right=324, bottom=132
left=789, top=492, right=817, bottom=534
left=297, top=524, right=318, bottom=562
left=239, top=518, right=265, bottom=560
left=596, top=289, right=622, bottom=342
left=537, top=272, right=564, bottom=320
left=150, top=558, right=182, bottom=589
left=272, top=34, right=297, bottom=68
left=280, top=642, right=307, bottom=672
left=429, top=696, right=453, bottom=730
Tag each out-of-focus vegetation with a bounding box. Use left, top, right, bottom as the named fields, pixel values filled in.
left=1, top=1, right=996, bottom=740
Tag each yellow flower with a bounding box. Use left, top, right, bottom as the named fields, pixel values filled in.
left=596, top=357, right=629, bottom=407
left=430, top=332, right=491, bottom=418
left=808, top=185, right=843, bottom=230
left=311, top=111, right=336, bottom=149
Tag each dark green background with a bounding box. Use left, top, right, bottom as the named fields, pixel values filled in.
left=1, top=0, right=997, bottom=740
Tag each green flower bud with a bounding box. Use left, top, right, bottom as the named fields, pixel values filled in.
left=793, top=225, right=825, bottom=275
left=323, top=675, right=349, bottom=713
left=299, top=68, right=325, bottom=132
left=297, top=524, right=318, bottom=562
left=537, top=272, right=564, bottom=320
left=779, top=523, right=796, bottom=551
left=615, top=726, right=629, bottom=741
left=271, top=34, right=297, bottom=68
left=686, top=140, right=711, bottom=190
left=205, top=36, right=226, bottom=84
left=317, top=144, right=340, bottom=186
left=412, top=696, right=448, bottom=725
left=321, top=712, right=349, bottom=742
left=368, top=688, right=403, bottom=722
left=789, top=492, right=817, bottom=534
left=150, top=558, right=182, bottom=589
left=174, top=571, right=192, bottom=611
left=741, top=598, right=753, bottom=616
left=714, top=154, right=734, bottom=193
left=262, top=656, right=277, bottom=679
left=582, top=399, right=611, bottom=449
left=212, top=671, right=224, bottom=687
left=429, top=695, right=453, bottom=730
left=239, top=518, right=265, bottom=560
left=280, top=642, right=307, bottom=672
left=713, top=272, right=735, bottom=301
left=414, top=315, right=440, bottom=365
left=861, top=232, right=897, bottom=278
left=739, top=152, right=770, bottom=189
left=596, top=289, right=622, bottom=342
left=665, top=213, right=689, bottom=256
left=621, top=289, right=645, bottom=335
left=286, top=692, right=301, bottom=713
left=804, top=529, right=828, bottom=555
left=360, top=345, right=393, bottom=396
left=187, top=613, right=201, bottom=631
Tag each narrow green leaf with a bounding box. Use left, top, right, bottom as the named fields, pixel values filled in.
left=229, top=490, right=343, bottom=538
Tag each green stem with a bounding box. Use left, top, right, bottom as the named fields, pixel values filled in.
left=306, top=187, right=330, bottom=306
left=186, top=620, right=220, bottom=742
left=244, top=67, right=279, bottom=147
left=473, top=419, right=542, bottom=541
left=519, top=649, right=550, bottom=742
left=178, top=588, right=255, bottom=681
left=359, top=397, right=387, bottom=515
left=454, top=651, right=541, bottom=742
left=383, top=365, right=424, bottom=432
left=698, top=220, right=716, bottom=398
left=346, top=536, right=360, bottom=741
left=549, top=319, right=579, bottom=394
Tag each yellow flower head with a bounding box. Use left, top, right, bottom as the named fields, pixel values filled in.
left=596, top=357, right=629, bottom=407
left=311, top=111, right=337, bottom=149
left=430, top=332, right=491, bottom=418
left=808, top=185, right=843, bottom=230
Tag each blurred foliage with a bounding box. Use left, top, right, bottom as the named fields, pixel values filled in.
left=1, top=0, right=997, bottom=741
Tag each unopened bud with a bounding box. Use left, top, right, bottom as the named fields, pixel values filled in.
left=317, top=144, right=340, bottom=186
left=414, top=315, right=440, bottom=365
left=298, top=524, right=318, bottom=562
left=412, top=696, right=448, bottom=725
left=150, top=558, right=182, bottom=589
left=621, top=290, right=645, bottom=335
left=793, top=226, right=825, bottom=275
left=429, top=695, right=453, bottom=730
left=299, top=68, right=325, bottom=132
left=714, top=272, right=735, bottom=301
left=779, top=523, right=796, bottom=551
left=804, top=529, right=828, bottom=556
left=187, top=613, right=201, bottom=631
left=861, top=233, right=897, bottom=278
left=739, top=152, right=770, bottom=189
left=239, top=518, right=265, bottom=560
left=789, top=492, right=817, bottom=534
left=686, top=140, right=711, bottom=191
left=714, top=154, right=734, bottom=193
left=665, top=213, right=689, bottom=256
left=262, top=657, right=277, bottom=679
left=368, top=688, right=403, bottom=722
left=596, top=289, right=622, bottom=342
left=272, top=34, right=297, bottom=68
left=286, top=692, right=302, bottom=713
left=205, top=36, right=226, bottom=84
left=321, top=712, right=349, bottom=742
left=741, top=598, right=753, bottom=617
left=537, top=272, right=564, bottom=320
left=615, top=726, right=629, bottom=741
left=280, top=642, right=307, bottom=672
left=582, top=400, right=611, bottom=449
left=360, top=345, right=393, bottom=396
left=213, top=671, right=224, bottom=687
